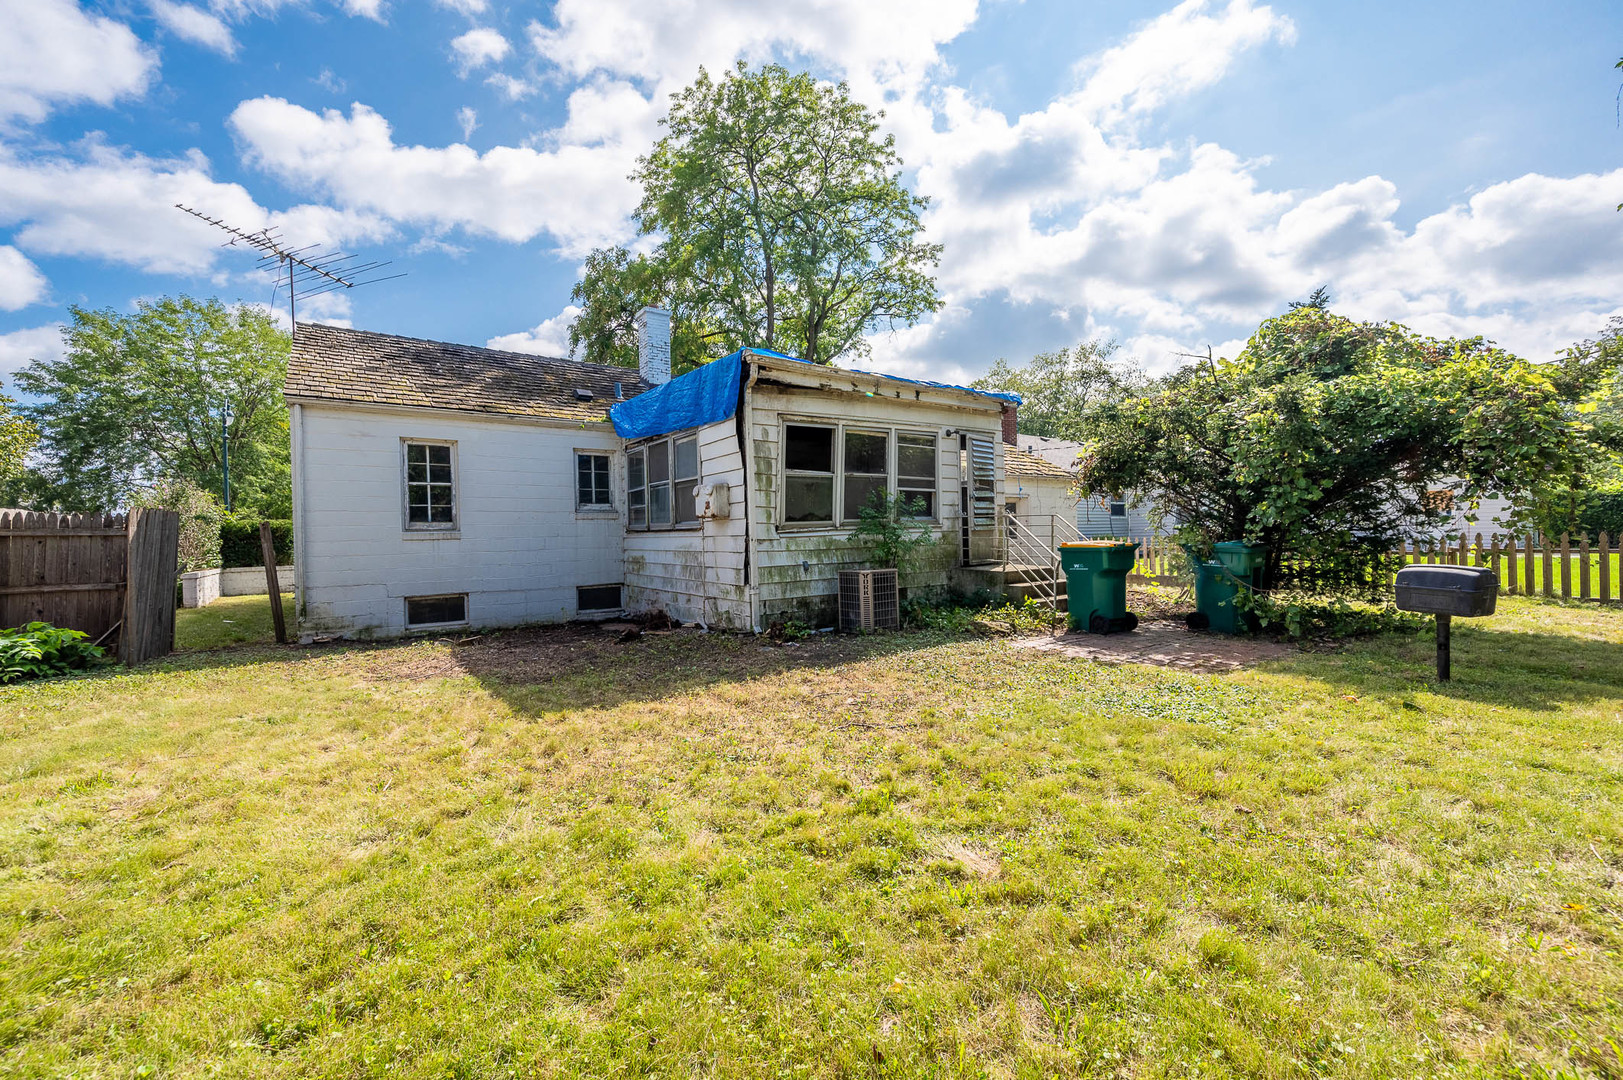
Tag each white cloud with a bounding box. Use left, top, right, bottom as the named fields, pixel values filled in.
left=434, top=0, right=485, bottom=13
left=0, top=247, right=49, bottom=311
left=0, top=0, right=158, bottom=124
left=230, top=86, right=654, bottom=256
left=0, top=138, right=391, bottom=275
left=151, top=0, right=239, bottom=57
left=457, top=106, right=478, bottom=141
left=339, top=0, right=385, bottom=18
left=0, top=324, right=65, bottom=380
left=450, top=27, right=510, bottom=73
left=484, top=74, right=535, bottom=101
left=487, top=305, right=580, bottom=357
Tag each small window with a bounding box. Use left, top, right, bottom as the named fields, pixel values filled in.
left=784, top=424, right=835, bottom=523
left=577, top=584, right=623, bottom=612
left=1109, top=501, right=1127, bottom=518
left=673, top=436, right=699, bottom=524
left=628, top=450, right=646, bottom=527
left=897, top=433, right=936, bottom=518
left=576, top=452, right=612, bottom=508
left=404, top=442, right=456, bottom=529
left=405, top=594, right=466, bottom=627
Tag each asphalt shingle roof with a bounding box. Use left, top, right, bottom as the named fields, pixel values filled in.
left=286, top=323, right=650, bottom=423
left=1004, top=444, right=1073, bottom=480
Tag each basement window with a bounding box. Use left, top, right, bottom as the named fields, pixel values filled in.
left=577, top=584, right=623, bottom=612
left=405, top=594, right=467, bottom=628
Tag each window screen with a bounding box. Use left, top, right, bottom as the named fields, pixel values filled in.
left=627, top=450, right=646, bottom=527
left=576, top=452, right=611, bottom=507
left=577, top=584, right=623, bottom=611
left=842, top=430, right=889, bottom=519
left=1109, top=501, right=1127, bottom=518
left=897, top=433, right=936, bottom=518
left=405, top=443, right=455, bottom=527
left=783, top=425, right=835, bottom=523
left=673, top=436, right=699, bottom=524
left=405, top=594, right=466, bottom=626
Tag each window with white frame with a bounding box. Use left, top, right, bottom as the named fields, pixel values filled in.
left=626, top=433, right=700, bottom=530
left=576, top=451, right=612, bottom=509
left=403, top=441, right=456, bottom=530
left=781, top=422, right=940, bottom=526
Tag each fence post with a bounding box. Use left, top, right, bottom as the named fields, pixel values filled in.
left=1560, top=533, right=1572, bottom=600
left=1523, top=534, right=1535, bottom=596
left=1542, top=536, right=1555, bottom=599
left=1580, top=533, right=1591, bottom=601
left=1489, top=535, right=1501, bottom=589
left=259, top=521, right=288, bottom=644
left=1602, top=532, right=1613, bottom=604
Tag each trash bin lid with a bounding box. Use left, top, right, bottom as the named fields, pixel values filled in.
left=1394, top=565, right=1496, bottom=592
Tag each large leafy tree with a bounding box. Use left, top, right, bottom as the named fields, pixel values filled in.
left=570, top=62, right=941, bottom=368
left=1079, top=308, right=1606, bottom=592
left=0, top=381, right=39, bottom=488
left=12, top=296, right=290, bottom=515
left=970, top=342, right=1141, bottom=439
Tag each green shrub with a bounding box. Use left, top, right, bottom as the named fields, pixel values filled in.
left=129, top=478, right=222, bottom=573
left=221, top=515, right=293, bottom=567
left=0, top=622, right=106, bottom=683
left=904, top=593, right=1063, bottom=634
left=1235, top=590, right=1423, bottom=640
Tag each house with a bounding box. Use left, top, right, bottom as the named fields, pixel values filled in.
left=285, top=308, right=1019, bottom=637
left=1015, top=434, right=1164, bottom=538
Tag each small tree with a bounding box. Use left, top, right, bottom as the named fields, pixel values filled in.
left=1080, top=309, right=1605, bottom=594
left=849, top=492, right=934, bottom=575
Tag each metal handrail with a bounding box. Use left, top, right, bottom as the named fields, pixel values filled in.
left=1004, top=514, right=1065, bottom=612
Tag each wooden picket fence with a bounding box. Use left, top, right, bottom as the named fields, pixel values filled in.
left=0, top=508, right=181, bottom=664
left=1396, top=533, right=1622, bottom=603
left=1120, top=531, right=1623, bottom=604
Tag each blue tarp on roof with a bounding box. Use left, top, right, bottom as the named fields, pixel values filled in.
left=608, top=347, right=1019, bottom=441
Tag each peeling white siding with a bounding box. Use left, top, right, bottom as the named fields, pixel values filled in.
left=623, top=418, right=752, bottom=629
left=746, top=380, right=1001, bottom=627
left=294, top=404, right=626, bottom=638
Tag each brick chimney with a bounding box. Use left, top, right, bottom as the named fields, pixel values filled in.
left=1001, top=404, right=1018, bottom=446
left=635, top=306, right=671, bottom=386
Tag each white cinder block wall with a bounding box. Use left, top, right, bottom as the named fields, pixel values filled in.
left=294, top=404, right=626, bottom=638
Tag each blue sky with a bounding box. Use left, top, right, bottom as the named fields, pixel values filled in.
left=1, top=0, right=1619, bottom=386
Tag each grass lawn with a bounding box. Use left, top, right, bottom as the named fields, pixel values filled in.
left=2, top=598, right=1620, bottom=1078
left=175, top=593, right=295, bottom=652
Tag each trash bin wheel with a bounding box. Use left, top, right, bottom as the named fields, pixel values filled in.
left=1088, top=613, right=1110, bottom=635
left=1185, top=611, right=1210, bottom=631
left=1123, top=612, right=1139, bottom=633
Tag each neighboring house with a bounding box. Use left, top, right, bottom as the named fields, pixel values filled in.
left=286, top=309, right=1018, bottom=637
left=1003, top=444, right=1077, bottom=542
left=1015, top=434, right=1164, bottom=538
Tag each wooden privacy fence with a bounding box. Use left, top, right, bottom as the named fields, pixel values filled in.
left=1118, top=531, right=1623, bottom=604
left=0, top=508, right=181, bottom=664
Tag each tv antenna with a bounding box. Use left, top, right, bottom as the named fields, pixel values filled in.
left=175, top=204, right=403, bottom=329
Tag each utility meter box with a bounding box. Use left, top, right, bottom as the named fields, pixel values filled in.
left=697, top=482, right=730, bottom=519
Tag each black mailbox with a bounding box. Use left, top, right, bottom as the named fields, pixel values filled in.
left=1394, top=565, right=1498, bottom=618
left=1394, top=564, right=1498, bottom=681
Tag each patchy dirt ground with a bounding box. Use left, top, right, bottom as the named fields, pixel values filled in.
left=1011, top=618, right=1295, bottom=673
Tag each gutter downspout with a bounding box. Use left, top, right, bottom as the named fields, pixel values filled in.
left=739, top=360, right=763, bottom=633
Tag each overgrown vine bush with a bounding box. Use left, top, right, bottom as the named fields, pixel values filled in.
left=1234, top=590, right=1424, bottom=640
left=0, top=622, right=106, bottom=683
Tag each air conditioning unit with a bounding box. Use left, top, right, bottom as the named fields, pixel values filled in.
left=838, top=568, right=899, bottom=631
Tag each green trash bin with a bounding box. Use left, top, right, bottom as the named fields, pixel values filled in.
left=1058, top=540, right=1140, bottom=634
left=1186, top=541, right=1266, bottom=634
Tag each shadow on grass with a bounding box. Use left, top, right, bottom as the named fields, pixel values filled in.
left=1257, top=618, right=1623, bottom=711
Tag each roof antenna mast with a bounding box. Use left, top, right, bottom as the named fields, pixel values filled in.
left=174, top=204, right=404, bottom=331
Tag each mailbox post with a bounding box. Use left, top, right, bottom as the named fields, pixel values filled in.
left=1393, top=565, right=1498, bottom=681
